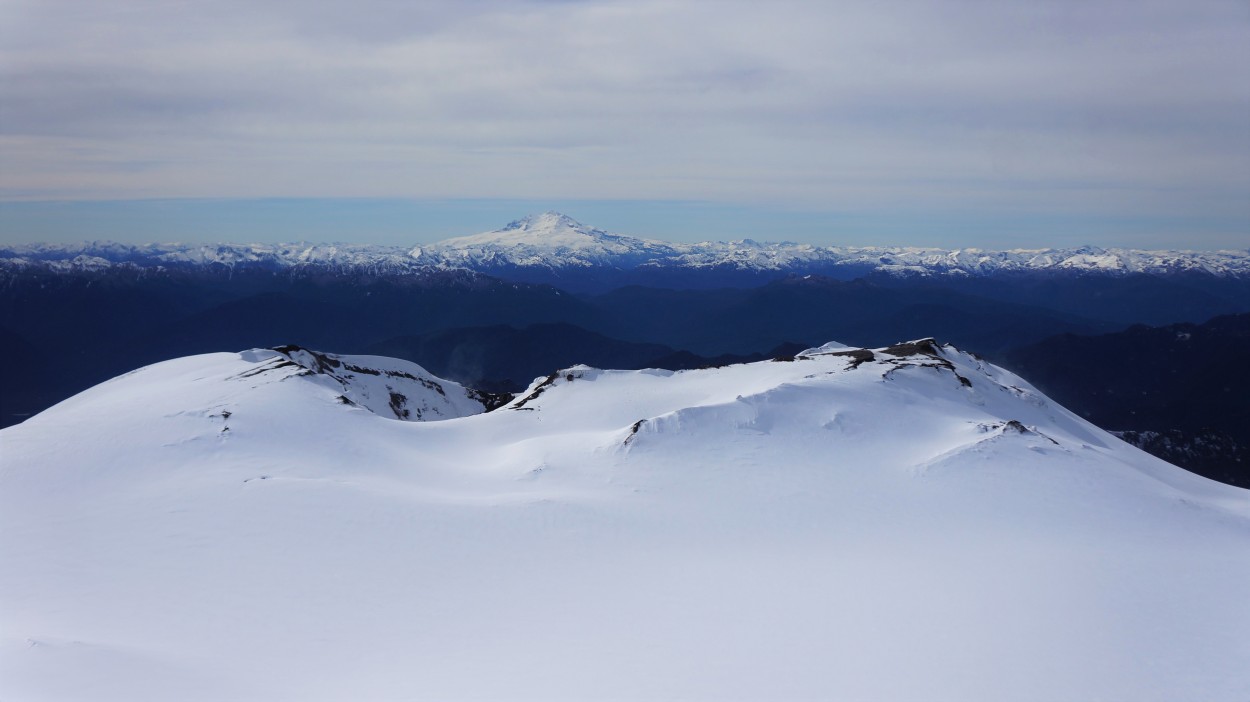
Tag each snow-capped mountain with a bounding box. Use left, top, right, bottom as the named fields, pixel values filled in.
left=3, top=341, right=1247, bottom=700
left=4, top=212, right=1248, bottom=282
left=409, top=211, right=683, bottom=270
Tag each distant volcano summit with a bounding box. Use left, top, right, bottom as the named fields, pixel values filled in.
left=501, top=211, right=600, bottom=234
left=421, top=211, right=679, bottom=269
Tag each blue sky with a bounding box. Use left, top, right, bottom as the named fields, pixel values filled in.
left=1, top=0, right=1247, bottom=248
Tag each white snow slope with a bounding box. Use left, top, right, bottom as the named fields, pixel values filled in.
left=2, top=341, right=1248, bottom=701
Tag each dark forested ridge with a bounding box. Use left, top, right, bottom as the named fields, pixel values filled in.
left=1002, top=313, right=1250, bottom=487
left=3, top=262, right=1248, bottom=487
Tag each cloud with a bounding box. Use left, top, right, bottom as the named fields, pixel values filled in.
left=0, top=0, right=1246, bottom=243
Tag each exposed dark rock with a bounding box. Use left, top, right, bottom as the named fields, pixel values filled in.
left=468, top=389, right=514, bottom=412
left=882, top=338, right=941, bottom=358
left=342, top=363, right=380, bottom=376
left=387, top=391, right=410, bottom=420
left=826, top=348, right=875, bottom=369
left=511, top=373, right=560, bottom=409
left=235, top=358, right=300, bottom=379
left=623, top=418, right=647, bottom=446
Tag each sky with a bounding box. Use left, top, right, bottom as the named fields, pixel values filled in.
left=1, top=0, right=1247, bottom=248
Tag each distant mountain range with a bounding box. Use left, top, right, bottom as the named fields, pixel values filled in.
left=6, top=212, right=1249, bottom=292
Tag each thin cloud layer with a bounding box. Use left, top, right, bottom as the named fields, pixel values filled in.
left=1, top=0, right=1247, bottom=245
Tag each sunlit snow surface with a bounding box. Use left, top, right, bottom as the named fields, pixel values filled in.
left=2, top=343, right=1248, bottom=701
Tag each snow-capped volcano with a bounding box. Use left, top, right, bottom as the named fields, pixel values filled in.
left=411, top=211, right=681, bottom=270
left=441, top=211, right=624, bottom=250
left=2, top=342, right=1249, bottom=700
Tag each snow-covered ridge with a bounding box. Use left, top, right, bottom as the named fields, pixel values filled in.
left=27, top=344, right=501, bottom=430
left=5, top=212, right=1248, bottom=278
left=3, top=340, right=1249, bottom=699
left=258, top=345, right=508, bottom=420
left=0, top=241, right=445, bottom=278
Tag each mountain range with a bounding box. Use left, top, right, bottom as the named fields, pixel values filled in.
left=6, top=212, right=1250, bottom=292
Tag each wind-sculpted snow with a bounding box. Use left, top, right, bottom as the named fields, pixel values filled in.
left=5, top=212, right=1249, bottom=280
left=2, top=342, right=1249, bottom=700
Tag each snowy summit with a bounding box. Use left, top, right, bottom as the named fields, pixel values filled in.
left=413, top=211, right=681, bottom=270
left=2, top=340, right=1248, bottom=700
left=445, top=211, right=619, bottom=250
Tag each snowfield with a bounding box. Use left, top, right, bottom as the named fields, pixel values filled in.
left=1, top=341, right=1248, bottom=701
